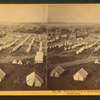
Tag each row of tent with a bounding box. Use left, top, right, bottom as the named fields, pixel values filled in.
left=71, top=42, right=87, bottom=49
left=0, top=41, right=6, bottom=45
left=10, top=35, right=31, bottom=53
left=2, top=59, right=100, bottom=87
left=49, top=39, right=100, bottom=54
left=0, top=38, right=19, bottom=52
left=47, top=39, right=56, bottom=43
left=48, top=41, right=86, bottom=52
left=0, top=68, right=43, bottom=87
left=85, top=39, right=100, bottom=49
left=26, top=37, right=35, bottom=53
left=76, top=46, right=86, bottom=54
left=76, top=39, right=100, bottom=54
left=48, top=41, right=72, bottom=49
left=50, top=65, right=88, bottom=81
left=40, top=41, right=43, bottom=47
left=77, top=37, right=83, bottom=41
left=12, top=59, right=23, bottom=65
left=61, top=34, right=68, bottom=38
left=63, top=42, right=87, bottom=52
left=47, top=36, right=60, bottom=43
left=12, top=40, right=44, bottom=64
left=92, top=45, right=100, bottom=53
left=3, top=39, right=19, bottom=49
left=63, top=42, right=87, bottom=51
left=34, top=41, right=44, bottom=63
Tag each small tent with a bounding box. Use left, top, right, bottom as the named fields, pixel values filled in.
left=0, top=68, right=6, bottom=82
left=40, top=41, right=43, bottom=47
left=64, top=47, right=67, bottom=51
left=94, top=59, right=100, bottom=64
left=76, top=50, right=79, bottom=54
left=73, top=68, right=88, bottom=81
left=35, top=52, right=44, bottom=63
left=18, top=60, right=23, bottom=65
left=12, top=59, right=17, bottom=64
left=50, top=65, right=65, bottom=77
left=58, top=45, right=61, bottom=48
left=26, top=72, right=43, bottom=87
left=49, top=46, right=52, bottom=49
left=39, top=47, right=43, bottom=52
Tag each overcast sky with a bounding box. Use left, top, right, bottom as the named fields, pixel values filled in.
left=0, top=5, right=47, bottom=22
left=0, top=5, right=100, bottom=23
left=48, top=5, right=100, bottom=23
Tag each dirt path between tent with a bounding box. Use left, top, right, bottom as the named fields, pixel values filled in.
left=0, top=55, right=34, bottom=63
left=60, top=55, right=100, bottom=67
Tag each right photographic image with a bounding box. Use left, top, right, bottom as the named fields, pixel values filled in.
left=47, top=4, right=100, bottom=90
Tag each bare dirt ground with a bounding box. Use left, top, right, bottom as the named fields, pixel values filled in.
left=0, top=33, right=47, bottom=90
left=47, top=35, right=100, bottom=90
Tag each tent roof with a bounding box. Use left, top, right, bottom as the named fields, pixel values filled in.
left=0, top=68, right=6, bottom=78
left=12, top=59, right=17, bottom=63
left=26, top=72, right=35, bottom=82
left=77, top=68, right=88, bottom=78
left=26, top=72, right=43, bottom=83
left=54, top=65, right=65, bottom=75
left=95, top=59, right=99, bottom=62
left=18, top=60, right=22, bottom=63
left=35, top=73, right=43, bottom=83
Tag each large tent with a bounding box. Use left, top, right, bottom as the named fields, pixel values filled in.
left=35, top=51, right=44, bottom=63
left=73, top=68, right=88, bottom=81
left=0, top=68, right=6, bottom=82
left=50, top=65, right=65, bottom=77
left=26, top=72, right=43, bottom=87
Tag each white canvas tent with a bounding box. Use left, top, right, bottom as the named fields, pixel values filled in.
left=0, top=68, right=6, bottom=82
left=12, top=59, right=17, bottom=64
left=0, top=47, right=3, bottom=51
left=73, top=68, right=88, bottom=81
left=94, top=59, right=100, bottom=64
left=35, top=52, right=44, bottom=63
left=26, top=72, right=43, bottom=87
left=50, top=65, right=65, bottom=77
left=18, top=60, right=23, bottom=65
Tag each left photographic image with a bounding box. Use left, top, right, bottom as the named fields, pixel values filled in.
left=0, top=5, right=47, bottom=90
